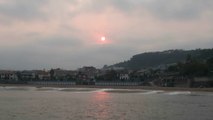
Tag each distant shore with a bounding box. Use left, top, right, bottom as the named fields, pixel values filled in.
left=1, top=84, right=213, bottom=92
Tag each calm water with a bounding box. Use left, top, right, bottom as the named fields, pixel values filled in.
left=0, top=87, right=213, bottom=120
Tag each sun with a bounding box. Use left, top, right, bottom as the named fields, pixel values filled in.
left=96, top=35, right=109, bottom=44
left=101, top=36, right=106, bottom=41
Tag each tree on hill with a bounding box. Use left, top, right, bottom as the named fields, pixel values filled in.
left=112, top=48, right=213, bottom=70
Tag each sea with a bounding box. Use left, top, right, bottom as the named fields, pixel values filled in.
left=0, top=86, right=213, bottom=120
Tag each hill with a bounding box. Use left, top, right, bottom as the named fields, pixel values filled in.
left=111, top=48, right=213, bottom=70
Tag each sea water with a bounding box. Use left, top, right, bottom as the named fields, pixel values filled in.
left=0, top=87, right=213, bottom=120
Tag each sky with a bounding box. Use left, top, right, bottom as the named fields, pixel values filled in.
left=0, top=0, right=213, bottom=70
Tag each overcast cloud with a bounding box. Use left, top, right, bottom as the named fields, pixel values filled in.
left=0, top=0, right=213, bottom=70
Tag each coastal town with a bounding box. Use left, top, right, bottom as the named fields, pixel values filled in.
left=0, top=62, right=213, bottom=88
left=1, top=49, right=213, bottom=88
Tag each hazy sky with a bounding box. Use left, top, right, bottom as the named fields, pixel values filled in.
left=0, top=0, right=213, bottom=70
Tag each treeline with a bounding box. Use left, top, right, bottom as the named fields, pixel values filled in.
left=167, top=55, right=213, bottom=77
left=112, top=48, right=213, bottom=69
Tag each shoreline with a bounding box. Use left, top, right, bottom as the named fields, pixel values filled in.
left=1, top=84, right=213, bottom=92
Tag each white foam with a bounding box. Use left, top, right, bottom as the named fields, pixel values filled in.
left=166, top=91, right=191, bottom=95
left=95, top=88, right=114, bottom=92
left=141, top=90, right=165, bottom=95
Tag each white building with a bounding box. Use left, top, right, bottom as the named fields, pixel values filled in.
left=0, top=71, right=18, bottom=81
left=119, top=74, right=130, bottom=80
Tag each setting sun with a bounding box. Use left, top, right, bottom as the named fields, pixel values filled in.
left=101, top=36, right=106, bottom=41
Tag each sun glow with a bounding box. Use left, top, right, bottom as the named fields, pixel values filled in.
left=101, top=36, right=106, bottom=41
left=95, top=34, right=111, bottom=44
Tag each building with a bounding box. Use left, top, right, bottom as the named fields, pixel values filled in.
left=193, top=77, right=213, bottom=88
left=20, top=71, right=36, bottom=80
left=33, top=70, right=50, bottom=80
left=119, top=73, right=130, bottom=80
left=0, top=70, right=18, bottom=81
left=51, top=68, right=77, bottom=81
left=78, top=66, right=97, bottom=80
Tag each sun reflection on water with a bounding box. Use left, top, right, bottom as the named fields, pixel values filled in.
left=85, top=91, right=112, bottom=120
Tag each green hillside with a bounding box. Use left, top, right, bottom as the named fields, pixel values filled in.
left=112, top=48, right=213, bottom=69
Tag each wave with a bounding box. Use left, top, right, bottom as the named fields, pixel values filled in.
left=165, top=91, right=191, bottom=95
left=140, top=90, right=165, bottom=95
left=59, top=88, right=98, bottom=93
left=0, top=86, right=35, bottom=91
